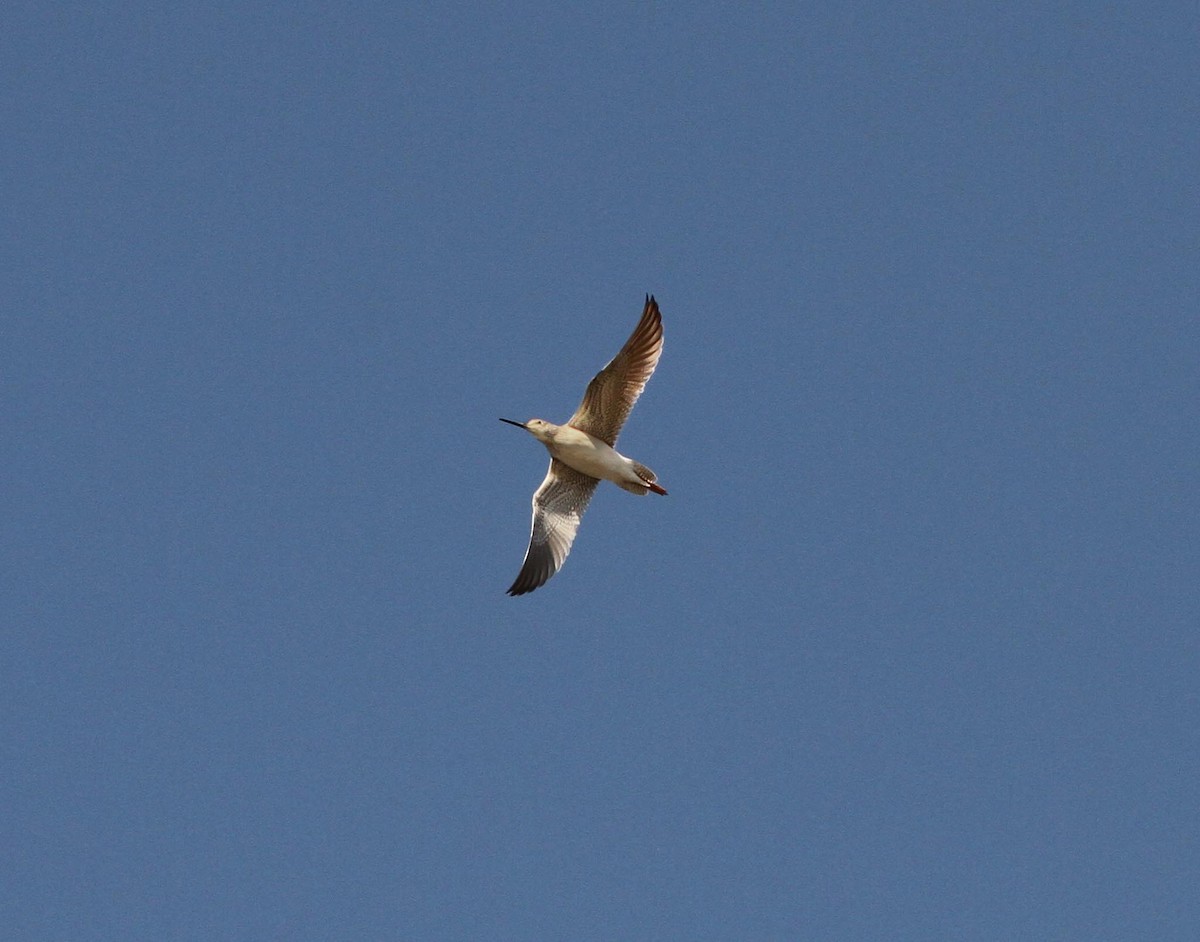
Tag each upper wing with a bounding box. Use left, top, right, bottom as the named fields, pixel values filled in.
left=506, top=459, right=599, bottom=596
left=566, top=295, right=663, bottom=447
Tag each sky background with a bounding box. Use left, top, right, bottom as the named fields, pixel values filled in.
left=3, top=2, right=1198, bottom=939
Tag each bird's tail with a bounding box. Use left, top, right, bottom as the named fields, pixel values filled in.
left=632, top=461, right=668, bottom=496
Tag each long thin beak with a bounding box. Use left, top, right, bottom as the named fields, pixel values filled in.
left=499, top=418, right=527, bottom=429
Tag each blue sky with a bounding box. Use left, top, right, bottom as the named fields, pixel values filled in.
left=4, top=2, right=1198, bottom=939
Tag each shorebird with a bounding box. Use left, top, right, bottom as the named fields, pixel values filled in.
left=501, top=295, right=666, bottom=596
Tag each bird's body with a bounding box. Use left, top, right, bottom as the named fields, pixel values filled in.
left=514, top=420, right=667, bottom=497
left=501, top=295, right=666, bottom=595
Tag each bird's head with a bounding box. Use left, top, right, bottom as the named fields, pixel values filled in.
left=499, top=417, right=556, bottom=442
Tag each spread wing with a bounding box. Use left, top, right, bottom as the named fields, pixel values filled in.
left=567, top=295, right=663, bottom=447
left=507, top=459, right=599, bottom=596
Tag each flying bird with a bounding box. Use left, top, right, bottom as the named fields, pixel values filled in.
left=501, top=295, right=666, bottom=595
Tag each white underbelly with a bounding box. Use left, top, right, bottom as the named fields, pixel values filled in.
left=549, top=427, right=631, bottom=483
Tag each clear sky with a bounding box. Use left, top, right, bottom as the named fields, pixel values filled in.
left=4, top=3, right=1198, bottom=939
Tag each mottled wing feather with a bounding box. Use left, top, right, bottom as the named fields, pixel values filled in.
left=506, top=459, right=599, bottom=596
left=567, top=295, right=664, bottom=447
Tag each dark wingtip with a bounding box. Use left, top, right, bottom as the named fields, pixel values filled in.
left=506, top=562, right=550, bottom=596
left=641, top=294, right=661, bottom=328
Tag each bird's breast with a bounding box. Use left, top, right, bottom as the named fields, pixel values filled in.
left=548, top=426, right=630, bottom=483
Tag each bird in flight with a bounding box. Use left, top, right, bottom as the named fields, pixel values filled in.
left=500, top=295, right=666, bottom=596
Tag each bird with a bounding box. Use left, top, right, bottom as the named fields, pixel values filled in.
left=500, top=295, right=666, bottom=595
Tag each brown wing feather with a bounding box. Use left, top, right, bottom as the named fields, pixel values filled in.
left=566, top=295, right=664, bottom=447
